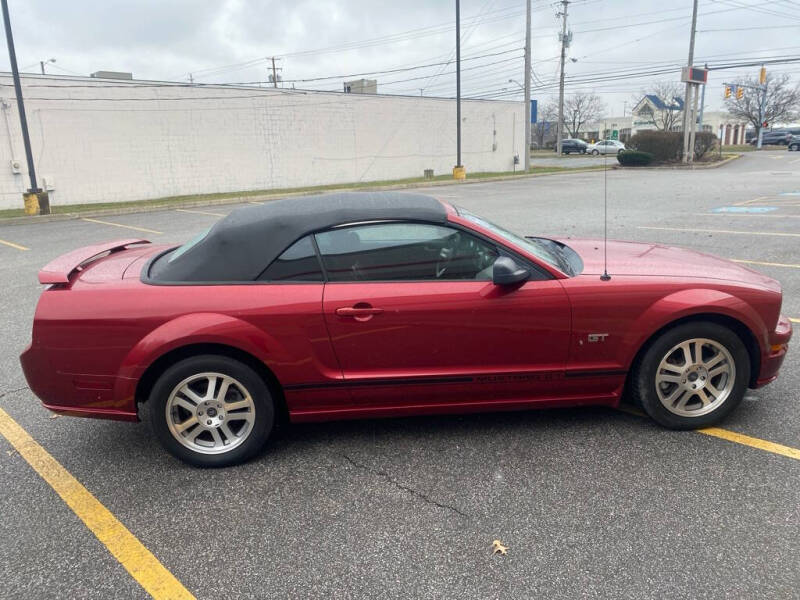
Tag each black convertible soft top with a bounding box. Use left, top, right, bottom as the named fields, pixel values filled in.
left=149, top=191, right=448, bottom=282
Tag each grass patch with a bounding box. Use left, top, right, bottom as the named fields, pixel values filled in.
left=0, top=166, right=599, bottom=220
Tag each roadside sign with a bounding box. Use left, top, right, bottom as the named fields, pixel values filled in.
left=681, top=66, right=708, bottom=84
left=530, top=100, right=537, bottom=124
left=611, top=130, right=619, bottom=140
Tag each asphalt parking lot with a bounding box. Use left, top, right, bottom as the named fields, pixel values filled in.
left=1, top=150, right=798, bottom=599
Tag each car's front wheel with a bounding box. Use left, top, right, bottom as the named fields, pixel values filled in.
left=148, top=355, right=274, bottom=467
left=591, top=149, right=599, bottom=155
left=632, top=322, right=749, bottom=429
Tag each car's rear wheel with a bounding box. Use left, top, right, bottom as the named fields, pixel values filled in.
left=632, top=322, right=749, bottom=429
left=148, top=355, right=274, bottom=467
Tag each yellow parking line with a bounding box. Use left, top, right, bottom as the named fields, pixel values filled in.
left=697, top=428, right=800, bottom=460
left=789, top=317, right=799, bottom=324
left=0, top=238, right=29, bottom=251
left=639, top=226, right=800, bottom=238
left=734, top=196, right=768, bottom=206
left=731, top=259, right=800, bottom=269
left=175, top=208, right=226, bottom=217
left=615, top=406, right=800, bottom=461
left=0, top=408, right=195, bottom=600
left=82, top=218, right=162, bottom=235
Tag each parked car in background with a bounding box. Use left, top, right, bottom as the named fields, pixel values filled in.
left=588, top=139, right=626, bottom=155
left=788, top=135, right=800, bottom=151
left=559, top=139, right=588, bottom=154
left=754, top=129, right=798, bottom=146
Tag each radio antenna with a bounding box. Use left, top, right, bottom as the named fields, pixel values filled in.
left=600, top=145, right=611, bottom=281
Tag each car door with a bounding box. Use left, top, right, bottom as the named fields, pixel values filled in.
left=316, top=221, right=571, bottom=409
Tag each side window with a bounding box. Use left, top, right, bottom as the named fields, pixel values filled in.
left=259, top=236, right=323, bottom=282
left=315, top=222, right=499, bottom=282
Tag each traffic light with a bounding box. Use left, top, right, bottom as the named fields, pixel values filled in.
left=763, top=121, right=769, bottom=128
left=724, top=85, right=731, bottom=98
left=759, top=66, right=766, bottom=85
left=736, top=87, right=743, bottom=99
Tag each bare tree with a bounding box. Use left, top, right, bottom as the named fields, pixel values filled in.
left=532, top=102, right=558, bottom=148
left=632, top=81, right=684, bottom=131
left=724, top=73, right=800, bottom=140
left=562, top=92, right=605, bottom=138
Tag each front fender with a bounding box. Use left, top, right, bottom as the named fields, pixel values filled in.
left=113, top=312, right=281, bottom=409
left=623, top=288, right=767, bottom=368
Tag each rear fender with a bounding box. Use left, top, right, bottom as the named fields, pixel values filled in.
left=113, top=313, right=280, bottom=410
left=623, top=288, right=766, bottom=368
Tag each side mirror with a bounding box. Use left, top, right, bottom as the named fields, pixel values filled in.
left=492, top=256, right=530, bottom=286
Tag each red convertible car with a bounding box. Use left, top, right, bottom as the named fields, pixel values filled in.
left=21, top=193, right=791, bottom=466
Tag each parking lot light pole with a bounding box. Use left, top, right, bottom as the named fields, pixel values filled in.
left=453, top=0, right=466, bottom=180
left=1, top=0, right=49, bottom=214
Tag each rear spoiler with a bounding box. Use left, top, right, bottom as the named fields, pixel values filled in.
left=38, top=239, right=150, bottom=284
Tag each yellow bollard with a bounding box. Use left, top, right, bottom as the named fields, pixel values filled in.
left=452, top=166, right=466, bottom=180
left=23, top=192, right=40, bottom=216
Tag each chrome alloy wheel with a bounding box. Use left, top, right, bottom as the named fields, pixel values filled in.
left=165, top=372, right=256, bottom=454
left=655, top=338, right=736, bottom=417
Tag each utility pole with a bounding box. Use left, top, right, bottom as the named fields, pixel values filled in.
left=556, top=0, right=569, bottom=156
left=1, top=0, right=48, bottom=214
left=271, top=57, right=279, bottom=88
left=523, top=0, right=531, bottom=171
left=39, top=60, right=45, bottom=75
left=757, top=65, right=767, bottom=149
left=681, top=0, right=699, bottom=163
left=453, top=0, right=465, bottom=179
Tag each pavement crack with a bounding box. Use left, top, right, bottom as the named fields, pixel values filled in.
left=339, top=452, right=468, bottom=518
left=0, top=386, right=29, bottom=401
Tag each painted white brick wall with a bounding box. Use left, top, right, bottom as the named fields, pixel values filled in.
left=0, top=74, right=526, bottom=209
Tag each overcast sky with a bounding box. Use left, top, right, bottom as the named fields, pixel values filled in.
left=3, top=0, right=799, bottom=115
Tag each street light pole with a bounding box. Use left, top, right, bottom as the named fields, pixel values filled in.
left=523, top=0, right=531, bottom=172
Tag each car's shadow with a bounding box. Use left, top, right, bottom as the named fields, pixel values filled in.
left=81, top=402, right=656, bottom=471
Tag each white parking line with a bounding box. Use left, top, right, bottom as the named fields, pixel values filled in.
left=694, top=213, right=800, bottom=218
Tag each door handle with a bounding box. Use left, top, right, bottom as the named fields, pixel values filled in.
left=335, top=307, right=384, bottom=316
left=335, top=304, right=384, bottom=321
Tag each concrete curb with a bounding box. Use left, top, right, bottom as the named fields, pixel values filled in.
left=613, top=153, right=741, bottom=171
left=0, top=166, right=605, bottom=227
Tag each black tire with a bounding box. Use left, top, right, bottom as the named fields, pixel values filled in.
left=631, top=322, right=750, bottom=430
left=591, top=149, right=599, bottom=155
left=148, top=355, right=274, bottom=467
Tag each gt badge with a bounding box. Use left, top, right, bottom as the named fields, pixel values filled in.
left=587, top=333, right=609, bottom=343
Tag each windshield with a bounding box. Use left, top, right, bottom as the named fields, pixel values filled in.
left=457, top=207, right=573, bottom=275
